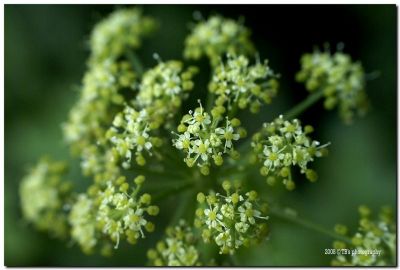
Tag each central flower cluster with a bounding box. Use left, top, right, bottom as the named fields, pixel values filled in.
left=173, top=101, right=244, bottom=175
left=194, top=182, right=269, bottom=254
left=108, top=107, right=160, bottom=168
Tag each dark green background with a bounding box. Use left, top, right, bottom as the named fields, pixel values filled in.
left=5, top=5, right=397, bottom=266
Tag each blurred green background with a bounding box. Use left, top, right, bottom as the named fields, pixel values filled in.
left=5, top=4, right=396, bottom=266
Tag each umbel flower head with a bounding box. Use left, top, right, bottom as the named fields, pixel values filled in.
left=195, top=181, right=269, bottom=254
left=184, top=15, right=254, bottom=66
left=147, top=219, right=201, bottom=266
left=331, top=205, right=396, bottom=266
left=135, top=59, right=198, bottom=128
left=209, top=54, right=279, bottom=113
left=172, top=100, right=245, bottom=175
left=69, top=175, right=159, bottom=254
left=296, top=48, right=368, bottom=124
left=19, top=158, right=72, bottom=239
left=107, top=107, right=162, bottom=168
left=90, top=8, right=157, bottom=63
left=251, top=115, right=329, bottom=190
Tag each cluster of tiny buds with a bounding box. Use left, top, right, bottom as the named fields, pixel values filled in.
left=331, top=205, right=395, bottom=266
left=184, top=15, right=254, bottom=66
left=195, top=181, right=269, bottom=254
left=251, top=115, right=329, bottom=190
left=147, top=219, right=201, bottom=266
left=209, top=54, right=279, bottom=113
left=296, top=48, right=368, bottom=124
left=172, top=100, right=246, bottom=175
left=68, top=175, right=159, bottom=254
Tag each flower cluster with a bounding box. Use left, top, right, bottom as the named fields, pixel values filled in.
left=251, top=115, right=329, bottom=190
left=63, top=60, right=136, bottom=154
left=209, top=54, right=279, bottom=113
left=147, top=220, right=201, bottom=266
left=195, top=181, right=269, bottom=254
left=107, top=60, right=198, bottom=168
left=108, top=107, right=161, bottom=168
left=90, top=8, right=157, bottom=63
left=135, top=60, right=198, bottom=128
left=296, top=49, right=368, bottom=124
left=172, top=101, right=245, bottom=175
left=69, top=175, right=159, bottom=254
left=19, top=158, right=72, bottom=239
left=63, top=7, right=155, bottom=178
left=68, top=194, right=99, bottom=254
left=331, top=205, right=396, bottom=266
left=184, top=15, right=254, bottom=66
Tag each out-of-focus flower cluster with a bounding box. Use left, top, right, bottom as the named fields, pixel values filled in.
left=251, top=115, right=329, bottom=190
left=19, top=158, right=72, bottom=239
left=63, top=60, right=136, bottom=154
left=209, top=54, right=279, bottom=113
left=296, top=50, right=368, bottom=124
left=184, top=15, right=254, bottom=66
left=90, top=8, right=157, bottom=63
left=173, top=101, right=246, bottom=175
left=147, top=220, right=201, bottom=266
left=195, top=181, right=269, bottom=254
left=63, top=8, right=157, bottom=181
left=69, top=175, right=159, bottom=254
left=331, top=205, right=396, bottom=266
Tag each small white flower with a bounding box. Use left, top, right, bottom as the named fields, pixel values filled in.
left=204, top=206, right=223, bottom=228
left=263, top=145, right=285, bottom=169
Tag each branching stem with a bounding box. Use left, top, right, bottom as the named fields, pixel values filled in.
left=283, top=88, right=325, bottom=120
left=269, top=206, right=352, bottom=244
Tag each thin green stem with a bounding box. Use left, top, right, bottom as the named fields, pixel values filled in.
left=152, top=180, right=195, bottom=203
left=205, top=70, right=216, bottom=112
left=269, top=206, right=352, bottom=244
left=283, top=88, right=325, bottom=120
left=228, top=102, right=239, bottom=119
left=126, top=50, right=144, bottom=76
left=206, top=92, right=216, bottom=112
left=229, top=254, right=240, bottom=266
left=365, top=70, right=381, bottom=81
